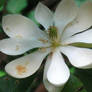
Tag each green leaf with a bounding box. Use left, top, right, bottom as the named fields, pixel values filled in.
left=0, top=75, right=35, bottom=92
left=6, top=0, right=27, bottom=13
left=0, top=0, right=5, bottom=11
left=0, top=0, right=5, bottom=7
left=0, top=71, right=6, bottom=77
left=0, top=27, right=3, bottom=33
left=27, top=10, right=40, bottom=26
left=0, top=6, right=3, bottom=11
left=75, top=69, right=92, bottom=92
left=70, top=67, right=76, bottom=74
left=62, top=74, right=87, bottom=92
left=75, top=0, right=87, bottom=7
left=71, top=43, right=92, bottom=48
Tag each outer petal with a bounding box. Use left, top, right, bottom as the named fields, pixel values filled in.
left=47, top=50, right=70, bottom=86
left=62, top=1, right=92, bottom=40
left=54, top=0, right=78, bottom=35
left=60, top=46, right=92, bottom=69
left=43, top=80, right=62, bottom=92
left=62, top=29, right=92, bottom=44
left=5, top=49, right=50, bottom=78
left=43, top=50, right=70, bottom=92
left=2, top=14, right=46, bottom=40
left=35, top=3, right=53, bottom=29
left=0, top=38, right=50, bottom=55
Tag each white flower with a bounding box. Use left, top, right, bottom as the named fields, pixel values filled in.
left=1, top=0, right=92, bottom=92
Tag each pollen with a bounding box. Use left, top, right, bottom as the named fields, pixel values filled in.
left=16, top=65, right=27, bottom=75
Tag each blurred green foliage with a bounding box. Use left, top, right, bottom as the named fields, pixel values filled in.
left=62, top=74, right=87, bottom=92
left=0, top=0, right=5, bottom=7
left=75, top=0, right=86, bottom=6
left=0, top=75, right=35, bottom=92
left=27, top=10, right=40, bottom=26
left=0, top=71, right=6, bottom=77
left=6, top=0, right=27, bottom=13
left=75, top=69, right=92, bottom=92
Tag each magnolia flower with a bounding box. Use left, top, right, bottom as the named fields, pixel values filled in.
left=1, top=0, right=92, bottom=92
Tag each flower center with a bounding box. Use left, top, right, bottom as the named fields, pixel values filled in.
left=48, top=26, right=58, bottom=41
left=47, top=26, right=61, bottom=48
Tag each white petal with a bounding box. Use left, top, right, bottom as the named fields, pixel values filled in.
left=2, top=14, right=46, bottom=40
left=54, top=0, right=78, bottom=35
left=0, top=38, right=50, bottom=55
left=5, top=49, right=50, bottom=78
left=43, top=54, right=66, bottom=92
left=47, top=50, right=70, bottom=86
left=35, top=3, right=53, bottom=29
left=62, top=1, right=92, bottom=40
left=62, top=29, right=92, bottom=44
left=60, top=46, right=92, bottom=69
left=43, top=77, right=63, bottom=92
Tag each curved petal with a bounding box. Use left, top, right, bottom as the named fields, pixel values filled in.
left=62, top=1, right=92, bottom=40
left=0, top=38, right=50, bottom=55
left=2, top=14, right=46, bottom=40
left=5, top=48, right=50, bottom=78
left=35, top=3, right=53, bottom=29
left=62, top=29, right=92, bottom=44
left=43, top=76, right=63, bottom=92
left=60, top=46, right=92, bottom=69
left=54, top=0, right=78, bottom=35
left=47, top=50, right=70, bottom=86
left=43, top=54, right=67, bottom=92
left=43, top=50, right=70, bottom=92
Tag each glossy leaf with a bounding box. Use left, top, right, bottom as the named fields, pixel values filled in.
left=75, top=68, right=92, bottom=92
left=0, top=75, right=35, bottom=92
left=62, top=74, right=87, bottom=92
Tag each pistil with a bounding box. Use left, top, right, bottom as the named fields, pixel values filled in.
left=48, top=26, right=58, bottom=41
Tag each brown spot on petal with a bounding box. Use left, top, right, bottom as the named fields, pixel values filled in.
left=39, top=48, right=47, bottom=52
left=16, top=65, right=27, bottom=75
left=39, top=38, right=48, bottom=43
